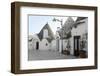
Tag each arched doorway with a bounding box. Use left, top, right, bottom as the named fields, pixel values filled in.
left=36, top=42, right=39, bottom=50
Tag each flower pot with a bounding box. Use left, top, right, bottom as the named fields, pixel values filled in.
left=79, top=50, right=87, bottom=58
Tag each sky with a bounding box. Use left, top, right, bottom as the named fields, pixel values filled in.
left=28, top=15, right=77, bottom=35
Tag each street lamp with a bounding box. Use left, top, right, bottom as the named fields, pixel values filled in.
left=52, top=18, right=63, bottom=53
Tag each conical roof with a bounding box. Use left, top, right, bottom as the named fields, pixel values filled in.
left=73, top=17, right=87, bottom=27
left=76, top=17, right=87, bottom=22
left=57, top=17, right=74, bottom=37
left=37, top=23, right=55, bottom=43
left=63, top=17, right=74, bottom=33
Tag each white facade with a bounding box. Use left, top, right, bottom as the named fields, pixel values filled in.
left=50, top=39, right=56, bottom=51
left=69, top=37, right=74, bottom=55
left=39, top=38, right=50, bottom=51
left=28, top=35, right=57, bottom=51
left=28, top=31, right=56, bottom=52
left=71, top=19, right=88, bottom=37
left=43, top=29, right=48, bottom=38
left=70, top=18, right=88, bottom=55
left=28, top=34, right=40, bottom=51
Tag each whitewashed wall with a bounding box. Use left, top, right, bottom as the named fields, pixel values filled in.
left=71, top=18, right=88, bottom=37
left=39, top=39, right=50, bottom=51
left=43, top=29, right=48, bottom=38
left=28, top=35, right=40, bottom=51
left=69, top=37, right=74, bottom=55
left=70, top=18, right=88, bottom=55
left=29, top=35, right=57, bottom=51
left=28, top=41, right=34, bottom=50
left=50, top=40, right=56, bottom=51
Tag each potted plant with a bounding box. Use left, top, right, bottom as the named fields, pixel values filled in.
left=79, top=36, right=87, bottom=58
left=62, top=40, right=71, bottom=55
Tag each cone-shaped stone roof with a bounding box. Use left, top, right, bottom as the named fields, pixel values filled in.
left=37, top=23, right=55, bottom=43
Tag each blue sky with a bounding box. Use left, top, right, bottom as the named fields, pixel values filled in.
left=28, top=15, right=77, bottom=35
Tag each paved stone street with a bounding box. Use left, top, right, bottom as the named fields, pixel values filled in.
left=28, top=49, right=78, bottom=61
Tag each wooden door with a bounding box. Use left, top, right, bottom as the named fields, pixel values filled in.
left=74, top=36, right=80, bottom=56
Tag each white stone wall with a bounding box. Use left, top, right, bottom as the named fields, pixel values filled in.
left=28, top=35, right=40, bottom=51
left=39, top=39, right=50, bottom=51
left=43, top=29, right=48, bottom=38
left=70, top=18, right=88, bottom=55
left=69, top=37, right=74, bottom=55
left=50, top=39, right=56, bottom=51
left=32, top=39, right=40, bottom=50
left=29, top=35, right=57, bottom=51
left=28, top=41, right=34, bottom=50
left=71, top=19, right=88, bottom=37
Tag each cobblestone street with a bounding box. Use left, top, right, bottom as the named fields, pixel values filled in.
left=28, top=49, right=78, bottom=61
